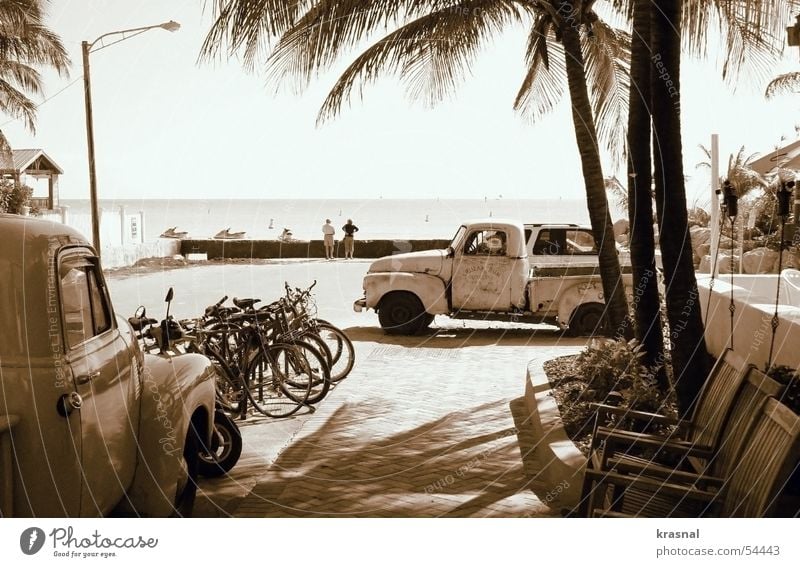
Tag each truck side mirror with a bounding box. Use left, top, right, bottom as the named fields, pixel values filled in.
left=165, top=287, right=174, bottom=303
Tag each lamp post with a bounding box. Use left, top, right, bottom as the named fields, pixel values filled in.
left=82, top=20, right=180, bottom=254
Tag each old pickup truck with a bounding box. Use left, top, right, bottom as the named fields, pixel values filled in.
left=0, top=215, right=216, bottom=517
left=353, top=219, right=632, bottom=335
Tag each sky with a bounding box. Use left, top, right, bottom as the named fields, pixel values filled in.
left=3, top=0, right=800, bottom=205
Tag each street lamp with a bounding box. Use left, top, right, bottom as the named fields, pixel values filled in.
left=82, top=20, right=180, bottom=254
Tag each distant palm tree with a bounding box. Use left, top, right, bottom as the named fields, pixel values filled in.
left=202, top=0, right=634, bottom=334
left=697, top=145, right=768, bottom=199
left=0, top=0, right=70, bottom=154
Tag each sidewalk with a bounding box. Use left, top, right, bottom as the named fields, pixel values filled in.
left=234, top=327, right=584, bottom=518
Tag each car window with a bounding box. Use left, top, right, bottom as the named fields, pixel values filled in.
left=464, top=230, right=508, bottom=256
left=60, top=255, right=112, bottom=348
left=565, top=229, right=598, bottom=254
left=532, top=229, right=565, bottom=255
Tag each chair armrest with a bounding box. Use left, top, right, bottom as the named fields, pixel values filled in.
left=606, top=457, right=722, bottom=489
left=597, top=427, right=714, bottom=460
left=591, top=403, right=681, bottom=427
left=584, top=468, right=723, bottom=501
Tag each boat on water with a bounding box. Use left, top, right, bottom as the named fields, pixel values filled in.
left=160, top=226, right=188, bottom=239
left=214, top=228, right=247, bottom=239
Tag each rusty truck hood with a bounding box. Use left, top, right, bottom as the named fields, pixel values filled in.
left=368, top=249, right=445, bottom=276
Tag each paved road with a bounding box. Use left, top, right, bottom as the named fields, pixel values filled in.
left=107, top=261, right=586, bottom=517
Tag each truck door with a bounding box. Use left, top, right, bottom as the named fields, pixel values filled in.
left=59, top=251, right=138, bottom=516
left=452, top=229, right=514, bottom=311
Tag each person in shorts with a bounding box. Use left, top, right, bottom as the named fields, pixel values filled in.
left=322, top=219, right=336, bottom=259
left=342, top=219, right=359, bottom=259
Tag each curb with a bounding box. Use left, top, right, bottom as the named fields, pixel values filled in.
left=522, top=357, right=587, bottom=510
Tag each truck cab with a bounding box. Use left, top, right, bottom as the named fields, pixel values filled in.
left=0, top=215, right=215, bottom=517
left=354, top=219, right=630, bottom=335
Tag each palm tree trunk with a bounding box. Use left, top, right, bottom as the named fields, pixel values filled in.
left=627, top=0, right=667, bottom=387
left=558, top=7, right=630, bottom=336
left=650, top=0, right=709, bottom=416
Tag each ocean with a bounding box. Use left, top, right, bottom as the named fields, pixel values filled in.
left=59, top=198, right=619, bottom=242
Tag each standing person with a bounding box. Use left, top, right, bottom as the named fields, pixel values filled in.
left=322, top=219, right=336, bottom=260
left=342, top=219, right=359, bottom=259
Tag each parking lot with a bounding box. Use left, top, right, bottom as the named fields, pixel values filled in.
left=108, top=260, right=586, bottom=517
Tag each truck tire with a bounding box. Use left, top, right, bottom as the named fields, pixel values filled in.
left=568, top=303, right=611, bottom=337
left=378, top=292, right=427, bottom=335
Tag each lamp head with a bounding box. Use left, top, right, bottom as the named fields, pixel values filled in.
left=160, top=20, right=181, bottom=32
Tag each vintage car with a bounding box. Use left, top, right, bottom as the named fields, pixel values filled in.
left=0, top=214, right=216, bottom=517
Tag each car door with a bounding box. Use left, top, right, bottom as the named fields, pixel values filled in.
left=59, top=251, right=139, bottom=516
left=451, top=228, right=513, bottom=311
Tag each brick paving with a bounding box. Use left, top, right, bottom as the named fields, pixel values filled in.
left=234, top=325, right=584, bottom=518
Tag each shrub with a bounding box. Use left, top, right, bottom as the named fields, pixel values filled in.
left=0, top=180, right=33, bottom=214
left=573, top=338, right=653, bottom=400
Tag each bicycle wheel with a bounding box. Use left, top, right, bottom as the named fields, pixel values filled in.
left=203, top=345, right=248, bottom=418
left=315, top=322, right=355, bottom=382
left=244, top=344, right=311, bottom=418
left=277, top=339, right=331, bottom=405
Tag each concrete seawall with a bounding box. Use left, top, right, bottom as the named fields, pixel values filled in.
left=179, top=238, right=451, bottom=260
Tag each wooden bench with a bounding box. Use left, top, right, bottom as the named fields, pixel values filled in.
left=584, top=367, right=800, bottom=517
left=586, top=397, right=800, bottom=517
left=0, top=414, right=19, bottom=517
left=576, top=349, right=750, bottom=515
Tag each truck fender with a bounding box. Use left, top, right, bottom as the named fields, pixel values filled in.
left=124, top=353, right=215, bottom=517
left=557, top=280, right=606, bottom=326
left=364, top=272, right=449, bottom=314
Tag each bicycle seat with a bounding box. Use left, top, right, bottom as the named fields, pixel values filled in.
left=233, top=297, right=261, bottom=310
left=128, top=316, right=157, bottom=331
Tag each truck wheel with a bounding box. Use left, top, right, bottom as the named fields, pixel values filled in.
left=568, top=303, right=611, bottom=337
left=198, top=411, right=243, bottom=477
left=378, top=292, right=426, bottom=335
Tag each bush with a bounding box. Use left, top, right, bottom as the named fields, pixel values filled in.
left=573, top=339, right=653, bottom=400
left=0, top=180, right=33, bottom=214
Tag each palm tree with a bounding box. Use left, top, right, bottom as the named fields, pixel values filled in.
left=202, top=0, right=634, bottom=334
left=624, top=0, right=797, bottom=411
left=626, top=0, right=666, bottom=387
left=0, top=0, right=70, bottom=154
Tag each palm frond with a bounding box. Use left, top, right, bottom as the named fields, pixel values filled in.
left=765, top=71, right=800, bottom=98
left=0, top=61, right=42, bottom=95
left=315, top=0, right=535, bottom=123
left=200, top=0, right=316, bottom=66
left=513, top=15, right=567, bottom=123
left=582, top=20, right=631, bottom=164
left=682, top=0, right=797, bottom=85
left=0, top=78, right=38, bottom=131
left=265, top=0, right=460, bottom=88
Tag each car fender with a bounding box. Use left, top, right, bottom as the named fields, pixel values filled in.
left=124, top=353, right=215, bottom=517
left=364, top=272, right=449, bottom=314
left=557, top=279, right=607, bottom=325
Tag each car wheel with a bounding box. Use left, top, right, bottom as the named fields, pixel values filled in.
left=378, top=292, right=426, bottom=335
left=198, top=411, right=243, bottom=477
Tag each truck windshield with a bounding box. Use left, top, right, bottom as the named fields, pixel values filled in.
left=449, top=225, right=467, bottom=250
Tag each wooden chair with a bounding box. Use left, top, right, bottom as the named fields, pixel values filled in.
left=588, top=398, right=800, bottom=517
left=577, top=349, right=750, bottom=515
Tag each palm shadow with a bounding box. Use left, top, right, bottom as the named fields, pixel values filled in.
left=238, top=399, right=559, bottom=517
